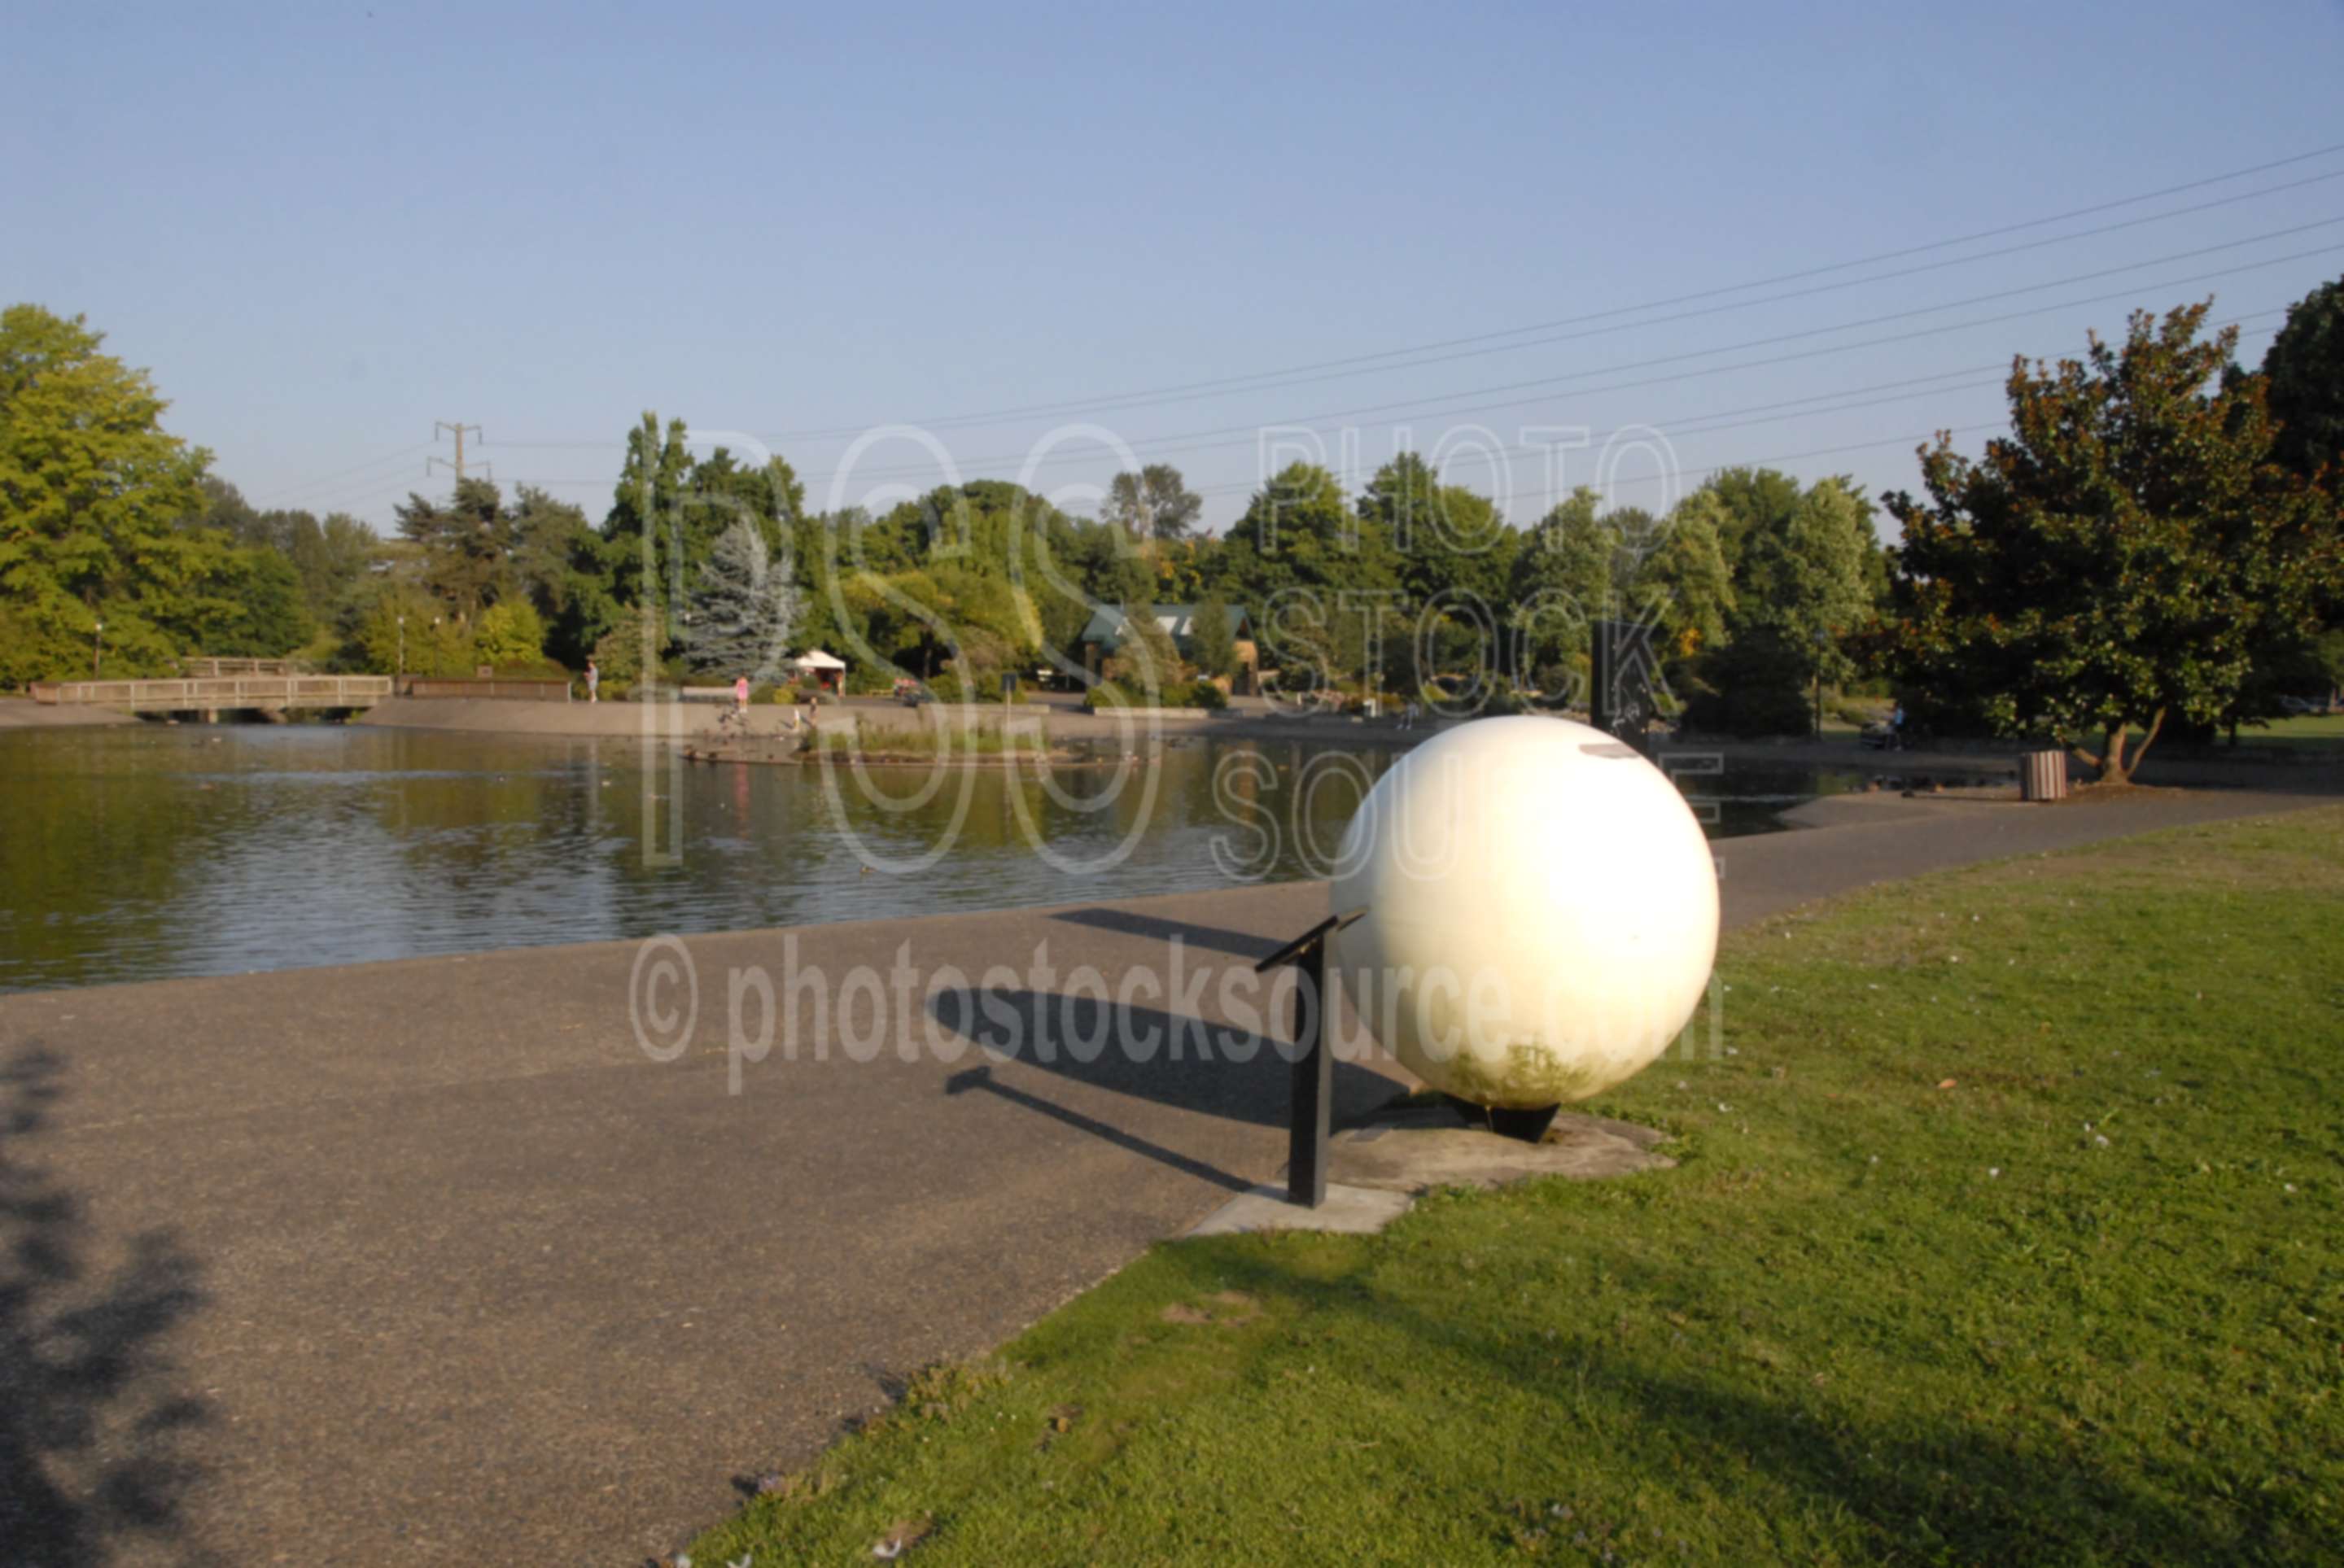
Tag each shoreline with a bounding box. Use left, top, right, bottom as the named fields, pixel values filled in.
left=0, top=698, right=134, bottom=728
left=14, top=694, right=2334, bottom=794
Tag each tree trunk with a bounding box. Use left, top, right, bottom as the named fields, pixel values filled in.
left=2101, top=725, right=2130, bottom=784
left=2082, top=709, right=2166, bottom=785
left=2128, top=707, right=2169, bottom=777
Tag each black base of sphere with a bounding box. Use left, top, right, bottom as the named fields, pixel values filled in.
left=1442, top=1098, right=1561, bottom=1143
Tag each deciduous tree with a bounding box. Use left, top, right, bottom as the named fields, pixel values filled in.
left=0, top=304, right=213, bottom=680
left=2260, top=273, right=2344, bottom=487
left=1879, top=302, right=2337, bottom=780
left=1102, top=463, right=1202, bottom=541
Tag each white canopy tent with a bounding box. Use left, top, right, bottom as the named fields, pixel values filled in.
left=786, top=649, right=847, bottom=689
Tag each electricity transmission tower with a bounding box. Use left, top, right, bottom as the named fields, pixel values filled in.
left=427, top=421, right=489, bottom=487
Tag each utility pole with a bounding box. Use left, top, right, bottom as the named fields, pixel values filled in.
left=427, top=421, right=488, bottom=487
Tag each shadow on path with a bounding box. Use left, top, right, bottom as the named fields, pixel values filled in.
left=0, top=1045, right=214, bottom=1566
left=927, top=988, right=1393, bottom=1129
left=928, top=986, right=1399, bottom=1195
left=943, top=1065, right=1254, bottom=1194
left=1047, top=906, right=1281, bottom=962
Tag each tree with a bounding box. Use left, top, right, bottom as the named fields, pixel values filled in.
left=1358, top=453, right=1515, bottom=697
left=590, top=603, right=659, bottom=689
left=600, top=412, right=693, bottom=629
left=683, top=518, right=801, bottom=679
left=1879, top=302, right=2338, bottom=781
left=195, top=548, right=312, bottom=657
left=473, top=599, right=547, bottom=668
left=286, top=510, right=380, bottom=622
left=1189, top=596, right=1236, bottom=679
left=1111, top=601, right=1181, bottom=694
left=0, top=304, right=213, bottom=681
left=352, top=587, right=471, bottom=676
left=1215, top=464, right=1397, bottom=690
left=1700, top=465, right=1804, bottom=578
left=2261, top=273, right=2344, bottom=487
left=503, top=486, right=615, bottom=668
left=396, top=477, right=515, bottom=618
left=1507, top=487, right=1615, bottom=693
left=1102, top=463, right=1202, bottom=541
left=1363, top=453, right=1516, bottom=605
left=1677, top=475, right=1874, bottom=736
left=1629, top=493, right=1734, bottom=663
left=1738, top=477, right=1874, bottom=687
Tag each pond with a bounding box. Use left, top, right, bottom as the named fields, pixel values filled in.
left=0, top=723, right=1861, bottom=993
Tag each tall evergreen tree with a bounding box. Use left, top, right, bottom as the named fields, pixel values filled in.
left=683, top=518, right=802, bottom=679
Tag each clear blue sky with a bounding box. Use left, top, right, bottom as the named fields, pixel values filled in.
left=7, top=1, right=2342, bottom=535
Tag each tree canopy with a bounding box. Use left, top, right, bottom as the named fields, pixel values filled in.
left=1878, top=301, right=2338, bottom=780
left=0, top=304, right=321, bottom=683
left=2261, top=273, right=2344, bottom=488
left=1102, top=463, right=1203, bottom=541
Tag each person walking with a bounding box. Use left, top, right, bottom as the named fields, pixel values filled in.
left=734, top=674, right=750, bottom=714
left=585, top=658, right=598, bottom=704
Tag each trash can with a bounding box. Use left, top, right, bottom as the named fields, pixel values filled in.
left=2020, top=749, right=2067, bottom=801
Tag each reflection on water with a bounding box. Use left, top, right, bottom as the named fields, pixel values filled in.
left=0, top=724, right=1843, bottom=993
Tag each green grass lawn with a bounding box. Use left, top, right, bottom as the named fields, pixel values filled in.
left=2232, top=713, right=2344, bottom=751
left=685, top=810, right=2344, bottom=1566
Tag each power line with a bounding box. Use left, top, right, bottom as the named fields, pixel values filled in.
left=807, top=216, right=2344, bottom=476
left=487, top=151, right=2344, bottom=459
left=1183, top=322, right=2285, bottom=507
left=498, top=323, right=2280, bottom=516
left=757, top=244, right=2329, bottom=493
left=488, top=215, right=2335, bottom=480
left=275, top=465, right=442, bottom=514
left=721, top=141, right=2344, bottom=441
left=256, top=440, right=435, bottom=504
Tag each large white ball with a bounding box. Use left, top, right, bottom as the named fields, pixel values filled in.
left=1330, top=715, right=1717, bottom=1107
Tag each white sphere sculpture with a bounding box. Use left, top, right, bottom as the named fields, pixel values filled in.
left=1330, top=715, right=1717, bottom=1108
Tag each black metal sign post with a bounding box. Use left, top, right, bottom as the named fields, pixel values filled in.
left=1254, top=911, right=1366, bottom=1208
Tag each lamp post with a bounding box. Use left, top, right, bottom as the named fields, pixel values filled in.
left=92, top=618, right=103, bottom=678
left=397, top=614, right=406, bottom=678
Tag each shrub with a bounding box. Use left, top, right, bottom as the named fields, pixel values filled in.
left=931, top=670, right=1016, bottom=705
left=1184, top=678, right=1228, bottom=711
left=1084, top=681, right=1130, bottom=710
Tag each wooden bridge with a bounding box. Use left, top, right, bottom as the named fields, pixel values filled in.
left=29, top=675, right=393, bottom=714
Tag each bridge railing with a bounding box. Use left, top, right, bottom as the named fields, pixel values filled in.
left=29, top=676, right=392, bottom=709
left=394, top=675, right=573, bottom=701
